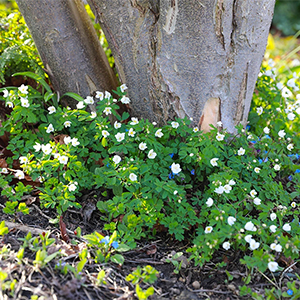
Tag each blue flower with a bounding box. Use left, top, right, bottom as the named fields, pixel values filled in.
left=169, top=153, right=174, bottom=158
left=101, top=236, right=110, bottom=245
left=288, top=175, right=293, bottom=181
left=287, top=289, right=293, bottom=296
left=258, top=157, right=268, bottom=164
left=168, top=173, right=174, bottom=179
left=106, top=163, right=110, bottom=167
left=191, top=169, right=195, bottom=175
left=111, top=241, right=119, bottom=249
left=264, top=135, right=271, bottom=139
left=295, top=169, right=300, bottom=174
left=246, top=125, right=250, bottom=131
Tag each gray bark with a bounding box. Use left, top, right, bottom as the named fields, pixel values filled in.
left=87, top=0, right=275, bottom=132
left=16, top=0, right=118, bottom=106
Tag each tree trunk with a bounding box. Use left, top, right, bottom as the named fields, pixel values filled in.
left=87, top=0, right=275, bottom=132
left=16, top=0, right=118, bottom=107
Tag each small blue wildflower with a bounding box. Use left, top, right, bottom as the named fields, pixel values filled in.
left=106, top=163, right=110, bottom=167
left=295, top=169, right=300, bottom=174
left=168, top=173, right=174, bottom=179
left=125, top=129, right=129, bottom=132
left=111, top=241, right=119, bottom=249
left=264, top=135, right=271, bottom=139
left=191, top=169, right=195, bottom=175
left=56, top=261, right=66, bottom=267
left=287, top=289, right=293, bottom=296
left=101, top=236, right=110, bottom=245
left=288, top=175, right=293, bottom=181
left=169, top=153, right=174, bottom=158
left=246, top=125, right=250, bottom=131
left=251, top=140, right=257, bottom=144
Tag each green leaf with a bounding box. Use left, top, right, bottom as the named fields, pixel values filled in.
left=113, top=184, right=123, bottom=196
left=110, top=254, right=124, bottom=265
left=44, top=91, right=55, bottom=102
left=116, top=243, right=131, bottom=252
left=63, top=92, right=84, bottom=102
left=13, top=72, right=52, bottom=93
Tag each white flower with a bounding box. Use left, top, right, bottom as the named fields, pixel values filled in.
left=263, top=127, right=270, bottom=134
left=3, top=89, right=9, bottom=97
left=103, top=107, right=112, bottom=115
left=114, top=121, right=122, bottom=129
left=130, top=117, right=139, bottom=125
left=53, top=153, right=60, bottom=159
left=283, top=223, right=291, bottom=232
left=115, top=132, right=125, bottom=142
left=15, top=170, right=25, bottom=180
left=102, top=130, right=110, bottom=138
left=244, top=235, right=252, bottom=243
left=171, top=163, right=181, bottom=174
left=253, top=197, right=261, bottom=205
left=113, top=155, right=121, bottom=164
left=291, top=202, right=296, bottom=208
left=254, top=167, right=260, bottom=174
left=120, top=84, right=128, bottom=93
left=276, top=82, right=283, bottom=90
left=64, top=121, right=71, bottom=128
left=256, top=107, right=263, bottom=115
left=287, top=78, right=296, bottom=88
left=238, top=147, right=245, bottom=156
left=269, top=225, right=277, bottom=233
left=95, top=91, right=104, bottom=100
left=274, top=164, right=280, bottom=171
left=222, top=241, right=230, bottom=250
left=174, top=190, right=178, bottom=195
left=19, top=156, right=28, bottom=164
left=216, top=133, right=225, bottom=141
left=129, top=173, right=137, bottom=181
left=250, top=190, right=257, bottom=198
left=193, top=127, right=199, bottom=132
left=287, top=112, right=295, bottom=121
left=206, top=197, right=214, bottom=207
left=249, top=239, right=260, bottom=250
left=244, top=221, right=257, bottom=231
left=33, top=142, right=41, bottom=152
left=121, top=96, right=130, bottom=104
left=229, top=180, right=236, bottom=186
left=215, top=186, right=225, bottom=194
left=68, top=183, right=77, bottom=192
left=71, top=138, right=80, bottom=147
left=1, top=168, right=9, bottom=174
left=270, top=243, right=277, bottom=250
left=270, top=213, right=277, bottom=221
left=139, top=142, right=147, bottom=151
left=287, top=144, right=294, bottom=151
left=84, top=96, right=94, bottom=104
left=278, top=130, right=286, bottom=138
left=171, top=121, right=179, bottom=129
left=46, top=124, right=54, bottom=133
left=48, top=106, right=56, bottom=114
left=42, top=143, right=52, bottom=155
left=204, top=226, right=213, bottom=234
left=6, top=101, right=13, bottom=108
left=268, top=261, right=279, bottom=272
left=155, top=129, right=164, bottom=138
left=18, top=84, right=28, bottom=94
left=223, top=184, right=232, bottom=194
left=59, top=155, right=68, bottom=165
left=282, top=87, right=292, bottom=98
left=20, top=97, right=30, bottom=108
left=217, top=121, right=222, bottom=127
left=90, top=112, right=97, bottom=118
left=275, top=244, right=282, bottom=252
left=64, top=136, right=72, bottom=145
left=210, top=158, right=219, bottom=166
left=148, top=149, right=157, bottom=159
left=105, top=91, right=111, bottom=99
left=128, top=128, right=135, bottom=137
left=227, top=216, right=236, bottom=226
left=76, top=101, right=85, bottom=109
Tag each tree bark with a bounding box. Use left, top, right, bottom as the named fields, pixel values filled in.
left=16, top=0, right=118, bottom=107
left=88, top=0, right=275, bottom=132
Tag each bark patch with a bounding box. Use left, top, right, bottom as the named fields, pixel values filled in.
left=163, top=0, right=178, bottom=34
left=199, top=97, right=221, bottom=133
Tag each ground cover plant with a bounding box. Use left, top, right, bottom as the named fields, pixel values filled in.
left=0, top=3, right=300, bottom=300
